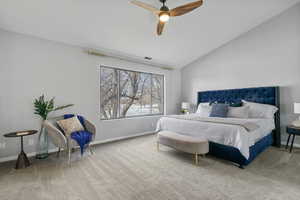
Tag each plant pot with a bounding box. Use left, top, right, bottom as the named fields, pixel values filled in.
left=36, top=122, right=49, bottom=159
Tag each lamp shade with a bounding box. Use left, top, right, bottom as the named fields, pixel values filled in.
left=182, top=102, right=190, bottom=110
left=295, top=103, right=300, bottom=114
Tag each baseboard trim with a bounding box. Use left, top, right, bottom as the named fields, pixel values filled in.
left=91, top=131, right=155, bottom=145
left=281, top=141, right=300, bottom=148
left=0, top=148, right=59, bottom=163
left=0, top=131, right=156, bottom=163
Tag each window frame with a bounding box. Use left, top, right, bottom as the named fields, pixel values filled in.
left=100, top=65, right=165, bottom=120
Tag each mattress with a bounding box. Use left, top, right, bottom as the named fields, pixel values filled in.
left=156, top=114, right=275, bottom=159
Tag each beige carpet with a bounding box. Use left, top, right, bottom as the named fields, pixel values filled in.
left=0, top=134, right=300, bottom=200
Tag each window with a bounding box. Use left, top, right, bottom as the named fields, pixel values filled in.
left=100, top=66, right=164, bottom=120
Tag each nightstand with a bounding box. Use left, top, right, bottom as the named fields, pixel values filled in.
left=285, top=125, right=300, bottom=153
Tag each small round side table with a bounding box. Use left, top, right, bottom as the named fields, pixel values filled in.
left=4, top=130, right=38, bottom=169
left=285, top=125, right=300, bottom=153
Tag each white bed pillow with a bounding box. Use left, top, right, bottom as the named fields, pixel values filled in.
left=196, top=103, right=211, bottom=117
left=242, top=100, right=278, bottom=119
left=227, top=106, right=250, bottom=118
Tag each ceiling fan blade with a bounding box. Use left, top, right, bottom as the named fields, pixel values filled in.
left=157, top=21, right=165, bottom=36
left=131, top=0, right=160, bottom=14
left=170, top=0, right=203, bottom=17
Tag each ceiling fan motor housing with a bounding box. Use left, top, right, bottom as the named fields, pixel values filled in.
left=159, top=0, right=169, bottom=11
left=160, top=5, right=169, bottom=11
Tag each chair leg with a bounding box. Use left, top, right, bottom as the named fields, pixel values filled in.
left=157, top=142, right=159, bottom=151
left=88, top=144, right=94, bottom=155
left=68, top=148, right=71, bottom=165
left=195, top=153, right=198, bottom=165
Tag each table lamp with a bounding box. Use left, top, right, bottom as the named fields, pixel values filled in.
left=181, top=102, right=190, bottom=114
left=292, top=103, right=300, bottom=127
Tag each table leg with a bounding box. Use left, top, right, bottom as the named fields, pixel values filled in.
left=15, top=136, right=30, bottom=169
left=290, top=134, right=296, bottom=153
left=286, top=133, right=291, bottom=149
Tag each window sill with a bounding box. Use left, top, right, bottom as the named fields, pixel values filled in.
left=100, top=114, right=164, bottom=122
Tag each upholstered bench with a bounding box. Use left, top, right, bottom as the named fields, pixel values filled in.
left=157, top=131, right=209, bottom=164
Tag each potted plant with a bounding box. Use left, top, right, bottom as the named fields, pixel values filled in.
left=34, top=95, right=73, bottom=159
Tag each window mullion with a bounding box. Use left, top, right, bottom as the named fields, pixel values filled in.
left=162, top=75, right=164, bottom=115
left=150, top=74, right=153, bottom=115
left=117, top=70, right=120, bottom=119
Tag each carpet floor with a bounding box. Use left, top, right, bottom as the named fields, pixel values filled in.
left=0, top=134, right=300, bottom=200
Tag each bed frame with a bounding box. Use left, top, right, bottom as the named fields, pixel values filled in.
left=197, top=86, right=280, bottom=168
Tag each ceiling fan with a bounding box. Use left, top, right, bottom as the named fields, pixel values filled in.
left=131, top=0, right=203, bottom=36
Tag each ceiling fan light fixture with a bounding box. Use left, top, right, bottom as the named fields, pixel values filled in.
left=159, top=12, right=170, bottom=22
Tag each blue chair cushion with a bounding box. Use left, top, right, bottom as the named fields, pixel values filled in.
left=210, top=103, right=229, bottom=118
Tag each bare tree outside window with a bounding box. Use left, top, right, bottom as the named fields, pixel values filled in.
left=152, top=74, right=164, bottom=114
left=100, top=66, right=164, bottom=120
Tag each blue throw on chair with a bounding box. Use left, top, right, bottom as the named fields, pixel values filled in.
left=64, top=114, right=92, bottom=155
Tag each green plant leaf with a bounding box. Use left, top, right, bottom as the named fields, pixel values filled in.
left=54, top=104, right=74, bottom=111
left=34, top=95, right=73, bottom=120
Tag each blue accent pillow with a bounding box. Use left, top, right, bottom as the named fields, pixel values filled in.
left=210, top=103, right=229, bottom=118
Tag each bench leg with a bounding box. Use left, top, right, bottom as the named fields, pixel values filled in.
left=195, top=153, right=198, bottom=165
left=157, top=142, right=159, bottom=151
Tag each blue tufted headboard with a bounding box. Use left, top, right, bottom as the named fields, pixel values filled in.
left=197, top=86, right=280, bottom=147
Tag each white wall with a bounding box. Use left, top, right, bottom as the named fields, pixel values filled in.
left=0, top=29, right=181, bottom=159
left=181, top=4, right=300, bottom=144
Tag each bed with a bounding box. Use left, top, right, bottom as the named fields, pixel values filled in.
left=157, top=86, right=280, bottom=168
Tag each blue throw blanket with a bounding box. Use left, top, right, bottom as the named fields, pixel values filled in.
left=64, top=114, right=92, bottom=155
left=71, top=131, right=92, bottom=155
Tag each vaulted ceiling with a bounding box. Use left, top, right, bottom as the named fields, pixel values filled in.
left=0, top=0, right=299, bottom=69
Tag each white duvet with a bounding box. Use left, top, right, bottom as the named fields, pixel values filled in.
left=156, top=114, right=275, bottom=159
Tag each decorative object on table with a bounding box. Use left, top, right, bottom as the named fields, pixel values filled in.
left=285, top=125, right=300, bottom=153
left=292, top=103, right=300, bottom=127
left=181, top=102, right=190, bottom=114
left=4, top=130, right=38, bottom=169
left=34, top=95, right=74, bottom=159
left=44, top=114, right=96, bottom=164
